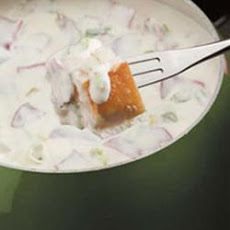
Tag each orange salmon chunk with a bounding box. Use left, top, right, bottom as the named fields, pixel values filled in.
left=83, top=63, right=145, bottom=128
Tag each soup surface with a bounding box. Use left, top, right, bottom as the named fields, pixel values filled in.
left=0, top=0, right=221, bottom=172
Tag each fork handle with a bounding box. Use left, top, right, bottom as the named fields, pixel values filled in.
left=128, top=39, right=229, bottom=88
left=173, top=39, right=230, bottom=71
left=192, top=38, right=230, bottom=61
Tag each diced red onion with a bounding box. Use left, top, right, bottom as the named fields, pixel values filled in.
left=104, top=125, right=173, bottom=158
left=11, top=103, right=45, bottom=128
left=17, top=62, right=46, bottom=73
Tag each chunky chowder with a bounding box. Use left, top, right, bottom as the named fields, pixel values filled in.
left=0, top=0, right=221, bottom=172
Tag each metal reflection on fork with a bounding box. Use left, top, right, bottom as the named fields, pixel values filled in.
left=128, top=39, right=230, bottom=88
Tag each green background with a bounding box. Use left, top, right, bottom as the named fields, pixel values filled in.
left=0, top=62, right=229, bottom=229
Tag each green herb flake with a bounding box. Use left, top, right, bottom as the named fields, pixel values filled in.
left=26, top=87, right=39, bottom=97
left=85, top=29, right=100, bottom=37
left=162, top=112, right=178, bottom=123
left=171, top=92, right=191, bottom=103
left=90, top=148, right=108, bottom=166
left=144, top=50, right=154, bottom=54
left=163, top=24, right=170, bottom=33
left=85, top=27, right=112, bottom=37
left=81, top=37, right=91, bottom=48
left=195, top=89, right=207, bottom=104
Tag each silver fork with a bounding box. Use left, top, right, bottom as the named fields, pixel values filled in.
left=128, top=39, right=230, bottom=88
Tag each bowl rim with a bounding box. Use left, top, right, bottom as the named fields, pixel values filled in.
left=0, top=0, right=224, bottom=174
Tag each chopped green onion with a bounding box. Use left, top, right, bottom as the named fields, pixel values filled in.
left=29, top=144, right=44, bottom=164
left=163, top=24, right=170, bottom=33
left=144, top=50, right=154, bottom=54
left=171, top=91, right=191, bottom=103
left=90, top=148, right=108, bottom=166
left=26, top=87, right=39, bottom=97
left=162, top=112, right=178, bottom=123
left=195, top=89, right=207, bottom=104
left=85, top=27, right=112, bottom=37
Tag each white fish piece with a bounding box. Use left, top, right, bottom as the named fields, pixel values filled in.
left=46, top=58, right=74, bottom=109
left=93, top=45, right=118, bottom=63
left=56, top=103, right=83, bottom=128
left=57, top=39, right=103, bottom=79
left=63, top=38, right=116, bottom=104
left=11, top=103, right=46, bottom=128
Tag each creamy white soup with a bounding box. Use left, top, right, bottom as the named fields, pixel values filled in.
left=0, top=0, right=221, bottom=172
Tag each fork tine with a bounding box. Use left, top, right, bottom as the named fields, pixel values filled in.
left=129, top=57, right=160, bottom=65
left=127, top=52, right=160, bottom=65
left=134, top=70, right=164, bottom=88
left=128, top=56, right=162, bottom=77
left=127, top=52, right=164, bottom=88
left=133, top=68, right=163, bottom=77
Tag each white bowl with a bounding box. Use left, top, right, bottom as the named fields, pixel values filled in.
left=0, top=0, right=224, bottom=173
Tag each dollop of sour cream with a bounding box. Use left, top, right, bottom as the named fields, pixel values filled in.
left=89, top=64, right=111, bottom=104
